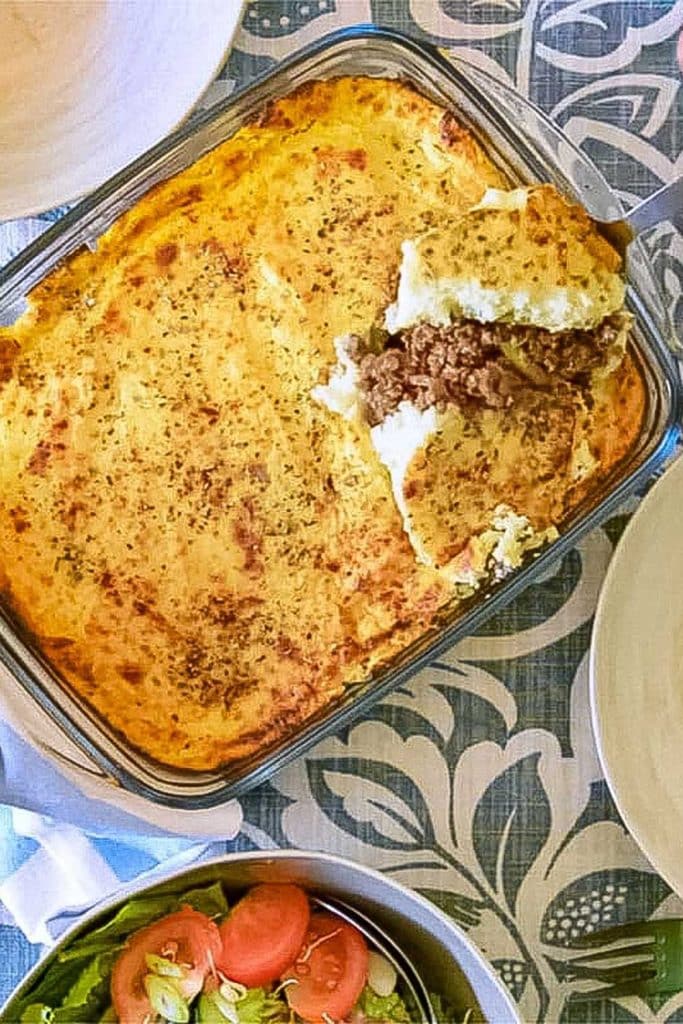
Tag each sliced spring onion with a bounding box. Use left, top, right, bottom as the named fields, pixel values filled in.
left=197, top=993, right=228, bottom=1024
left=198, top=990, right=240, bottom=1024
left=367, top=951, right=397, bottom=997
left=218, top=979, right=248, bottom=1003
left=143, top=975, right=190, bottom=1023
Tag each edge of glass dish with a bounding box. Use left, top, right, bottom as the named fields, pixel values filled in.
left=0, top=25, right=680, bottom=808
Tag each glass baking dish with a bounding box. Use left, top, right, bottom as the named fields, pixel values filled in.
left=0, top=26, right=679, bottom=810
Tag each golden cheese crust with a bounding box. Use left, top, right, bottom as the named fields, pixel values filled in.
left=401, top=352, right=643, bottom=574
left=425, top=186, right=623, bottom=327
left=0, top=77, right=645, bottom=771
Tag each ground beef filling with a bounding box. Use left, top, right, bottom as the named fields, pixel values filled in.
left=353, top=315, right=622, bottom=427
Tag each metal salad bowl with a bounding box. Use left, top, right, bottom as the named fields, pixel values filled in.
left=0, top=851, right=519, bottom=1023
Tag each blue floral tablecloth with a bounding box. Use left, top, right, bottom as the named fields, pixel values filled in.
left=1, top=2, right=683, bottom=1021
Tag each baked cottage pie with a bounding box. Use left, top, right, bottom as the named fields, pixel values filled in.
left=0, top=78, right=644, bottom=770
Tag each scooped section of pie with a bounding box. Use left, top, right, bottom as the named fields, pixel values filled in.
left=0, top=79, right=645, bottom=772
left=314, top=185, right=645, bottom=587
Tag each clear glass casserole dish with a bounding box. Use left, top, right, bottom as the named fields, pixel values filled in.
left=0, top=26, right=679, bottom=811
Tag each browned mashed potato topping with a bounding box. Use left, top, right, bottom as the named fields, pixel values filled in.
left=0, top=78, right=645, bottom=771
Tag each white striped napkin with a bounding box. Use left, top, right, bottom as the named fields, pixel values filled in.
left=0, top=723, right=241, bottom=945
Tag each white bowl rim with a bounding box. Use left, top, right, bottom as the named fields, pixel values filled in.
left=0, top=0, right=245, bottom=220
left=589, top=454, right=683, bottom=898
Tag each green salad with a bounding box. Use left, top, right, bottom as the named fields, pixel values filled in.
left=7, top=882, right=474, bottom=1024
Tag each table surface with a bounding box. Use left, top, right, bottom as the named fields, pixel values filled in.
left=1, top=2, right=683, bottom=1021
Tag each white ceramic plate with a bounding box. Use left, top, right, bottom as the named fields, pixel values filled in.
left=0, top=0, right=244, bottom=220
left=590, top=453, right=683, bottom=896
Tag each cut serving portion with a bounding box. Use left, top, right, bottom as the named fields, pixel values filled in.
left=385, top=185, right=626, bottom=334
left=313, top=185, right=643, bottom=588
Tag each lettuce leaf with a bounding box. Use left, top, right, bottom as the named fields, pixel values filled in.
left=58, top=882, right=228, bottom=963
left=197, top=988, right=289, bottom=1024
left=19, top=952, right=116, bottom=1023
left=356, top=985, right=411, bottom=1022
left=235, top=988, right=290, bottom=1024
left=57, top=897, right=169, bottom=963
left=61, top=951, right=117, bottom=1009
left=429, top=991, right=475, bottom=1023
left=14, top=960, right=84, bottom=1018
left=181, top=882, right=229, bottom=919
left=11, top=883, right=229, bottom=1023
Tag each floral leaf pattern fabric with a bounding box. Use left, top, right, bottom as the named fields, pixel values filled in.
left=228, top=10, right=683, bottom=1021
left=1, top=3, right=682, bottom=1021
left=242, top=581, right=683, bottom=1021
left=471, top=752, right=552, bottom=914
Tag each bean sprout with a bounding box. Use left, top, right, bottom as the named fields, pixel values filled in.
left=297, top=928, right=342, bottom=965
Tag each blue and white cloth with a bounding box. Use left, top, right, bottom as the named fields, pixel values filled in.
left=0, top=807, right=215, bottom=946
left=0, top=724, right=240, bottom=947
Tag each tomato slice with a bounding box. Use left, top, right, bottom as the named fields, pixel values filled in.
left=282, top=912, right=369, bottom=1024
left=217, top=883, right=310, bottom=987
left=111, top=907, right=221, bottom=1024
